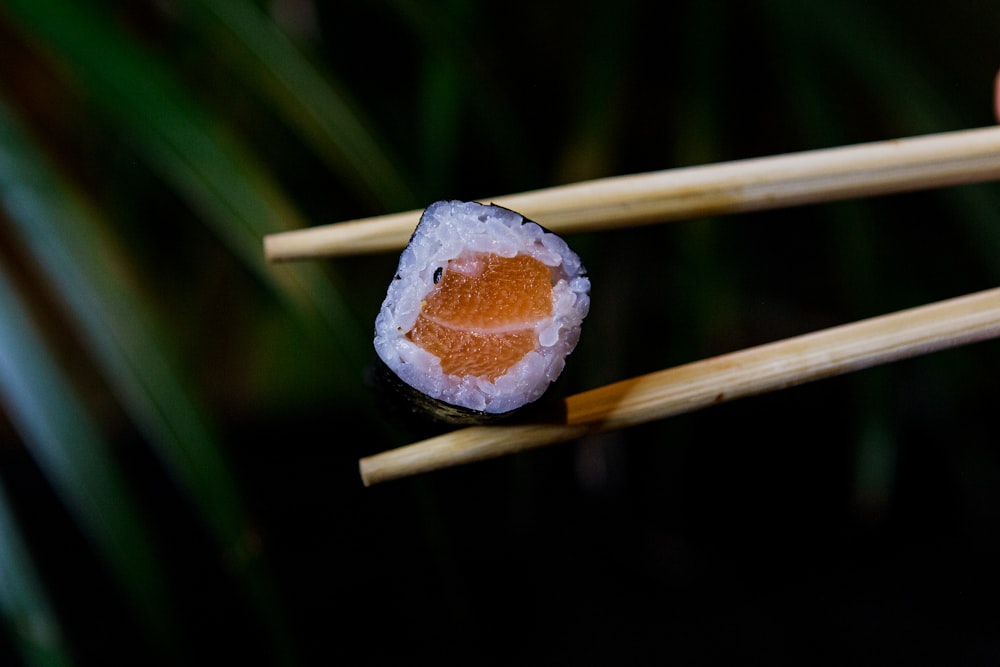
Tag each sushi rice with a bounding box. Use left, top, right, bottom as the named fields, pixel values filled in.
left=374, top=200, right=590, bottom=417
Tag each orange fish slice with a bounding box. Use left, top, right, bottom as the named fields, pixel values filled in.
left=407, top=252, right=553, bottom=381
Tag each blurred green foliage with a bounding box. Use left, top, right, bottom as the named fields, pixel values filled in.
left=0, top=1, right=998, bottom=665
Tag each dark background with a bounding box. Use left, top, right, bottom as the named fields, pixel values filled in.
left=1, top=1, right=998, bottom=665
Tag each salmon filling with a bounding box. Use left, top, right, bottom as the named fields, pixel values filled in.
left=406, top=252, right=554, bottom=381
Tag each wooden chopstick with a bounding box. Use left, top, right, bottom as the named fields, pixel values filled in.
left=265, top=125, right=1000, bottom=261
left=256, top=122, right=1000, bottom=484
left=359, top=286, right=1000, bottom=486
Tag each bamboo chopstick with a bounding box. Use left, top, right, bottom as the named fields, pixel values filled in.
left=359, top=286, right=1000, bottom=486
left=266, top=125, right=1000, bottom=261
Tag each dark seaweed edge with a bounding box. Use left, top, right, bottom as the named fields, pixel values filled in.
left=368, top=356, right=524, bottom=432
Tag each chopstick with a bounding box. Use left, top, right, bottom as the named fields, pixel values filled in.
left=256, top=123, right=1000, bottom=485
left=265, top=125, right=1000, bottom=260
left=359, top=286, right=1000, bottom=486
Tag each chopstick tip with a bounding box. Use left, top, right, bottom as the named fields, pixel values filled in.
left=358, top=456, right=379, bottom=487
left=262, top=233, right=285, bottom=264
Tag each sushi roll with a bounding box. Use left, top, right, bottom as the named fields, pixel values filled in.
left=373, top=200, right=590, bottom=425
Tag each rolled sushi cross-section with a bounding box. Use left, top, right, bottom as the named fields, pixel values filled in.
left=374, top=200, right=590, bottom=420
